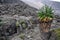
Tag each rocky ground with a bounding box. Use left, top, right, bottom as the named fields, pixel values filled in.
left=0, top=0, right=60, bottom=40
left=0, top=15, right=59, bottom=40
left=11, top=25, right=41, bottom=40
left=0, top=1, right=38, bottom=40
left=0, top=2, right=38, bottom=16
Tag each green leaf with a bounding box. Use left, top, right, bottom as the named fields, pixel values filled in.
left=38, top=5, right=54, bottom=19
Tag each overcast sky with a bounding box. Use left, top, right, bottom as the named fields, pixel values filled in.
left=21, top=0, right=60, bottom=9
left=51, top=0, right=60, bottom=2
left=21, top=0, right=44, bottom=9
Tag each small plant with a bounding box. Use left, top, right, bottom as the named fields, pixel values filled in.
left=20, top=21, right=27, bottom=29
left=53, top=28, right=60, bottom=40
left=16, top=20, right=25, bottom=27
left=16, top=20, right=27, bottom=29
left=38, top=5, right=54, bottom=22
left=0, top=19, right=3, bottom=26
left=16, top=21, right=19, bottom=27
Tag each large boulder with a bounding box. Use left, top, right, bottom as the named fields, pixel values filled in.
left=0, top=18, right=17, bottom=40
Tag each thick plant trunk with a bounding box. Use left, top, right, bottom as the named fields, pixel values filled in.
left=39, top=21, right=52, bottom=32
left=39, top=21, right=52, bottom=40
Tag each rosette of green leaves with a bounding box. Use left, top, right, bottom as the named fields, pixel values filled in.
left=38, top=5, right=54, bottom=20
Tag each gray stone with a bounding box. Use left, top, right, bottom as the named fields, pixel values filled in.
left=0, top=1, right=38, bottom=16
left=0, top=19, right=17, bottom=40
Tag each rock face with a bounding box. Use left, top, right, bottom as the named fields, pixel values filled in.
left=0, top=0, right=20, bottom=3
left=0, top=18, right=17, bottom=40
left=0, top=1, right=38, bottom=16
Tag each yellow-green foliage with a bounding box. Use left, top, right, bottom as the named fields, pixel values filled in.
left=20, top=21, right=27, bottom=29
left=54, top=28, right=60, bottom=40
left=16, top=21, right=19, bottom=27
left=16, top=20, right=25, bottom=27
left=16, top=20, right=27, bottom=29
left=0, top=19, right=3, bottom=26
